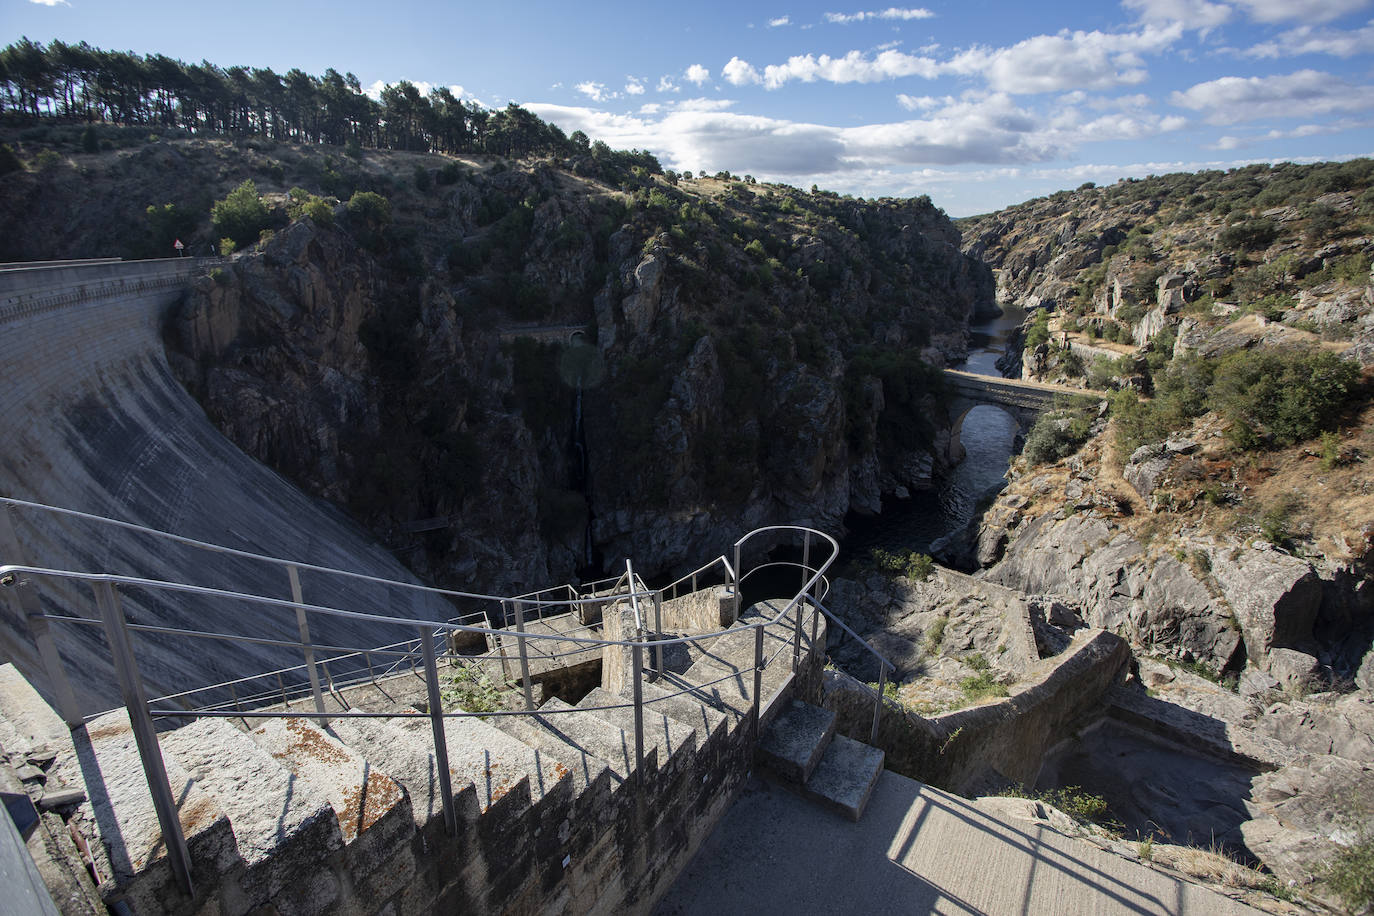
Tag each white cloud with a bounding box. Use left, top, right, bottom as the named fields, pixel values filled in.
left=625, top=79, right=646, bottom=96
left=526, top=85, right=1193, bottom=194
left=760, top=49, right=942, bottom=88
left=824, top=8, right=936, bottom=23
left=28, top=0, right=70, bottom=6
left=723, top=57, right=763, bottom=86
left=575, top=81, right=612, bottom=102
left=639, top=103, right=662, bottom=115
left=769, top=16, right=791, bottom=26
left=1245, top=19, right=1374, bottom=57
left=364, top=80, right=471, bottom=102
left=1172, top=69, right=1374, bottom=123
left=1122, top=0, right=1231, bottom=30
left=674, top=97, right=738, bottom=112
left=897, top=93, right=944, bottom=111
left=657, top=76, right=680, bottom=93
left=948, top=24, right=1182, bottom=94
left=1233, top=0, right=1371, bottom=22
left=685, top=64, right=710, bottom=85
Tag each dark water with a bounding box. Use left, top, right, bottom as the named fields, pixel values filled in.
left=840, top=305, right=1026, bottom=566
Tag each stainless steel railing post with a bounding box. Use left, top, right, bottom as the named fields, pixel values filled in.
left=495, top=601, right=513, bottom=682
left=419, top=627, right=458, bottom=836
left=286, top=564, right=328, bottom=725
left=752, top=624, right=765, bottom=730
left=652, top=591, right=663, bottom=681
left=733, top=543, right=742, bottom=621
left=93, top=581, right=194, bottom=897
left=872, top=663, right=887, bottom=745
left=632, top=636, right=645, bottom=782
left=0, top=507, right=83, bottom=727
left=513, top=600, right=535, bottom=711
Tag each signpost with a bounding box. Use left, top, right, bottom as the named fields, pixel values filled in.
left=173, top=238, right=185, bottom=257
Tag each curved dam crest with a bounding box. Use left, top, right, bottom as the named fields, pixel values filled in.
left=0, top=259, right=456, bottom=713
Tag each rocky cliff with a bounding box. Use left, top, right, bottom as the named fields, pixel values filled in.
left=131, top=140, right=998, bottom=593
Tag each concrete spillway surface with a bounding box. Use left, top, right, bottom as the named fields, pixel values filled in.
left=0, top=261, right=457, bottom=715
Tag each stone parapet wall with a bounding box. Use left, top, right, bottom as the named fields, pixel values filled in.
left=820, top=628, right=1130, bottom=795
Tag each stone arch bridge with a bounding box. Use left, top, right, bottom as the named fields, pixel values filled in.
left=940, top=368, right=1108, bottom=461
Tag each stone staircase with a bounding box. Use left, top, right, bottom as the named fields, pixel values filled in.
left=756, top=700, right=885, bottom=822
left=0, top=599, right=833, bottom=915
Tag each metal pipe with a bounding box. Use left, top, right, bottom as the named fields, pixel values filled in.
left=513, top=600, right=534, bottom=711
left=631, top=638, right=644, bottom=782
left=752, top=624, right=764, bottom=727
left=419, top=628, right=457, bottom=837
left=733, top=543, right=742, bottom=621
left=652, top=591, right=663, bottom=681
left=93, top=582, right=194, bottom=897
left=872, top=663, right=887, bottom=745
left=287, top=565, right=328, bottom=726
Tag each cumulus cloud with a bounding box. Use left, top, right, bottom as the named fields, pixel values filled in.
left=824, top=7, right=936, bottom=23
left=769, top=16, right=791, bottom=26
left=757, top=49, right=942, bottom=88
left=1245, top=20, right=1374, bottom=57
left=1171, top=69, right=1374, bottom=123
left=948, top=24, right=1182, bottom=94
left=723, top=57, right=763, bottom=86
left=657, top=76, right=680, bottom=92
left=28, top=0, right=70, bottom=6
left=1122, top=0, right=1232, bottom=30
left=685, top=64, right=710, bottom=85
left=625, top=79, right=646, bottom=95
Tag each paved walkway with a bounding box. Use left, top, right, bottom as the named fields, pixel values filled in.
left=657, top=771, right=1263, bottom=916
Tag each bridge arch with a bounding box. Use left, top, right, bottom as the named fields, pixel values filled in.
left=941, top=369, right=1106, bottom=463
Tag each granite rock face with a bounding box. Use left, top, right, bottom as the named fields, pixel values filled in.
left=1211, top=545, right=1323, bottom=667
left=171, top=171, right=994, bottom=592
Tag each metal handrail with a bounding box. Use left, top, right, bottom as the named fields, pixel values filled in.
left=0, top=504, right=839, bottom=901
left=811, top=597, right=896, bottom=744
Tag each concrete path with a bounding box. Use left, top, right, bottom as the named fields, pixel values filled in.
left=657, top=771, right=1263, bottom=916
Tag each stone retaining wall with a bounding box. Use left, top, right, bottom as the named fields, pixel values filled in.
left=820, top=628, right=1130, bottom=795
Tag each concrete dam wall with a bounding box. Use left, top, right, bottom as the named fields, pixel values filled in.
left=0, top=259, right=457, bottom=715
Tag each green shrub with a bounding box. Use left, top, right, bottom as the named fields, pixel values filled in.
left=211, top=179, right=270, bottom=249
left=1023, top=407, right=1093, bottom=464
left=1025, top=309, right=1051, bottom=349
left=218, top=237, right=237, bottom=256
left=959, top=670, right=1009, bottom=701
left=346, top=190, right=392, bottom=227
left=1210, top=349, right=1360, bottom=447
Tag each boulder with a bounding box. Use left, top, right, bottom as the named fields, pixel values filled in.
left=1266, top=648, right=1320, bottom=692
left=1212, top=546, right=1322, bottom=666
left=1122, top=443, right=1172, bottom=498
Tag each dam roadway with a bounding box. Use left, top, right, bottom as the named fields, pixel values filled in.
left=0, top=258, right=454, bottom=715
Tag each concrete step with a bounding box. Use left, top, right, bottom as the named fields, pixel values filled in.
left=160, top=716, right=344, bottom=908
left=634, top=679, right=729, bottom=748
left=325, top=710, right=482, bottom=835
left=801, top=734, right=885, bottom=823
left=758, top=700, right=836, bottom=786
left=67, top=712, right=238, bottom=909
left=250, top=716, right=412, bottom=850
left=579, top=687, right=699, bottom=777
left=492, top=705, right=614, bottom=797
left=534, top=697, right=655, bottom=784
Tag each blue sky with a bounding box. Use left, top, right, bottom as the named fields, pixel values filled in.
left=7, top=0, right=1374, bottom=214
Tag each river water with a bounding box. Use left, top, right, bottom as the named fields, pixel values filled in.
left=839, top=304, right=1026, bottom=567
